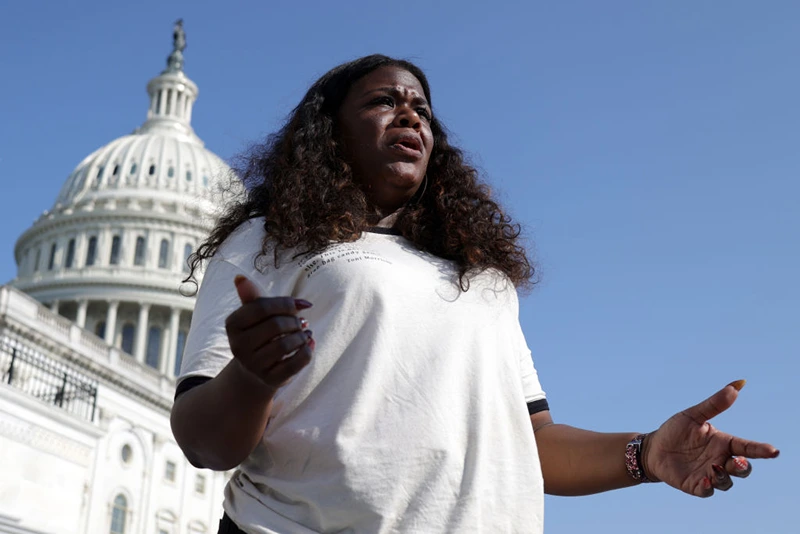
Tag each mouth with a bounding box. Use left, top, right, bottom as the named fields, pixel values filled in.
left=389, top=134, right=422, bottom=155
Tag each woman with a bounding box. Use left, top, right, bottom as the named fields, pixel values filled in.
left=171, top=55, right=779, bottom=534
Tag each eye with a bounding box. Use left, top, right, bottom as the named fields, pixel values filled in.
left=416, top=107, right=432, bottom=120
left=372, top=96, right=394, bottom=107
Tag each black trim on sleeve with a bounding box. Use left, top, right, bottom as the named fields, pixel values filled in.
left=527, top=399, right=550, bottom=415
left=364, top=227, right=402, bottom=236
left=175, top=376, right=212, bottom=400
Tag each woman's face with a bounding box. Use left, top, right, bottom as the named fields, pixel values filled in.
left=337, top=66, right=434, bottom=215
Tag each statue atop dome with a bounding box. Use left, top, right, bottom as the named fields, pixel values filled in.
left=173, top=19, right=186, bottom=53
left=164, top=19, right=186, bottom=73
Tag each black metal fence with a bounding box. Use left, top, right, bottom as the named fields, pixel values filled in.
left=0, top=336, right=98, bottom=422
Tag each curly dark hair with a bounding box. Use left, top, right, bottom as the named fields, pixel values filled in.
left=186, top=54, right=534, bottom=291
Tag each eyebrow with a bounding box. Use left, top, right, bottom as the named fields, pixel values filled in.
left=363, top=86, right=430, bottom=107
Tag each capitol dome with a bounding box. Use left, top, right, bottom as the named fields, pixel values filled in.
left=11, top=21, right=234, bottom=377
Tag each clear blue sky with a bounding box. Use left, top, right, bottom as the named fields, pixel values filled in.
left=1, top=1, right=797, bottom=532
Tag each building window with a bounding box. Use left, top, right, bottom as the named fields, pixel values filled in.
left=109, top=235, right=121, bottom=265
left=134, top=237, right=146, bottom=266
left=121, top=324, right=135, bottom=354
left=186, top=170, right=192, bottom=182
left=146, top=327, right=161, bottom=369
left=158, top=239, right=169, bottom=269
left=121, top=444, right=132, bottom=464
left=95, top=321, right=106, bottom=339
left=203, top=175, right=208, bottom=187
left=86, top=236, right=98, bottom=266
left=195, top=474, right=206, bottom=495
left=48, top=243, right=57, bottom=270
left=34, top=248, right=41, bottom=272
left=65, top=239, right=76, bottom=269
left=130, top=163, right=137, bottom=175
left=110, top=494, right=127, bottom=534
left=97, top=167, right=104, bottom=181
left=168, top=166, right=174, bottom=178
left=183, top=244, right=192, bottom=273
left=113, top=164, right=119, bottom=175
left=174, top=330, right=187, bottom=376
left=164, top=460, right=176, bottom=482
left=149, top=164, right=156, bottom=176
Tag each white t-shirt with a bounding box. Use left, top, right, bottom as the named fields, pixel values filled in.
left=180, top=218, right=547, bottom=533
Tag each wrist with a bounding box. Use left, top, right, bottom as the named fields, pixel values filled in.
left=227, top=359, right=278, bottom=400
left=639, top=432, right=661, bottom=483
left=625, top=433, right=660, bottom=484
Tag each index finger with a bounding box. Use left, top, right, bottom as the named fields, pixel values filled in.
left=728, top=436, right=780, bottom=459
left=225, top=296, right=307, bottom=332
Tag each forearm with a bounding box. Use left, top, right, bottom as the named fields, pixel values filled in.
left=170, top=359, right=276, bottom=471
left=535, top=424, right=642, bottom=496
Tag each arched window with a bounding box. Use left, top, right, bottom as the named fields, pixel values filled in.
left=65, top=239, right=76, bottom=269
left=109, top=235, right=121, bottom=265
left=174, top=330, right=187, bottom=376
left=48, top=243, right=57, bottom=270
left=149, top=164, right=156, bottom=176
left=86, top=236, right=98, bottom=266
left=130, top=163, right=137, bottom=175
left=110, top=494, right=127, bottom=534
left=168, top=166, right=174, bottom=178
left=95, top=321, right=106, bottom=339
left=146, top=326, right=161, bottom=369
left=113, top=164, right=119, bottom=175
left=34, top=248, right=41, bottom=272
left=134, top=237, right=146, bottom=266
left=158, top=239, right=169, bottom=269
left=121, top=324, right=135, bottom=354
left=185, top=170, right=192, bottom=182
left=183, top=243, right=192, bottom=273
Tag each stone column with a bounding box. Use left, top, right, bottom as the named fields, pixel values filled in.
left=76, top=300, right=88, bottom=328
left=165, top=308, right=181, bottom=376
left=104, top=301, right=119, bottom=345
left=169, top=89, right=177, bottom=117
left=134, top=303, right=151, bottom=363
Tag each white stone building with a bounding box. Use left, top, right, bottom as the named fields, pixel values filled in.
left=0, top=22, right=234, bottom=534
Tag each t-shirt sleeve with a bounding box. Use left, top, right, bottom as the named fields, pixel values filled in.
left=519, top=347, right=547, bottom=404
left=177, top=258, right=247, bottom=385
left=514, top=318, right=547, bottom=412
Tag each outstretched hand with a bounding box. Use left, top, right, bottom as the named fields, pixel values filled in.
left=643, top=380, right=779, bottom=498
left=225, top=275, right=314, bottom=391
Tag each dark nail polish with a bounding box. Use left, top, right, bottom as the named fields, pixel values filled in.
left=304, top=329, right=313, bottom=339
left=299, top=318, right=309, bottom=329
left=295, top=298, right=313, bottom=310
left=308, top=338, right=316, bottom=350
left=711, top=464, right=726, bottom=480
left=702, top=476, right=712, bottom=490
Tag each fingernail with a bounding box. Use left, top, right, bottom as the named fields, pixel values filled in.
left=702, top=476, right=712, bottom=490
left=234, top=275, right=247, bottom=286
left=295, top=298, right=313, bottom=310
left=304, top=329, right=313, bottom=339
left=733, top=457, right=749, bottom=472
left=712, top=464, right=726, bottom=481
left=728, top=379, right=746, bottom=391
left=299, top=318, right=309, bottom=329
left=307, top=338, right=316, bottom=350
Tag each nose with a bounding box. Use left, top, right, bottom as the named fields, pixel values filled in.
left=394, top=107, right=421, bottom=130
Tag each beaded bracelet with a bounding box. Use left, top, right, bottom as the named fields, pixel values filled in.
left=625, top=433, right=655, bottom=483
